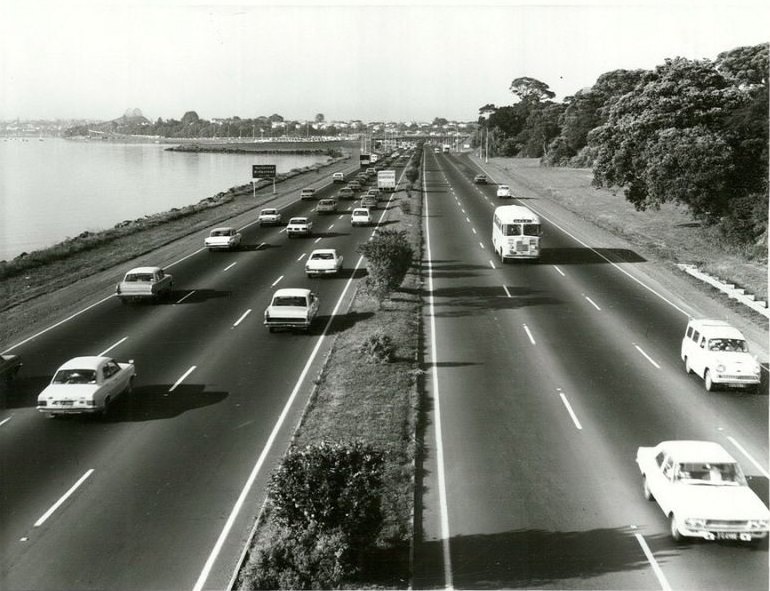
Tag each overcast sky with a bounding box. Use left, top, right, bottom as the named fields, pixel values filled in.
left=1, top=0, right=768, bottom=123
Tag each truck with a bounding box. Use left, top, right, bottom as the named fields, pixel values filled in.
left=116, top=266, right=174, bottom=303
left=377, top=170, right=396, bottom=192
left=264, top=288, right=319, bottom=333
left=443, top=144, right=451, bottom=153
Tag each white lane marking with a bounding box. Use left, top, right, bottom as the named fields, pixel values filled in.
left=223, top=262, right=237, bottom=272
left=523, top=324, right=536, bottom=345
left=479, top=241, right=485, bottom=249
left=256, top=242, right=266, bottom=250
left=726, top=436, right=770, bottom=478
left=423, top=165, right=454, bottom=590
left=232, top=309, right=251, bottom=328
left=553, top=265, right=565, bottom=277
left=175, top=290, right=196, bottom=305
left=471, top=227, right=477, bottom=235
left=503, top=285, right=512, bottom=298
left=297, top=253, right=307, bottom=261
left=633, top=344, right=661, bottom=369
left=461, top=208, right=466, bottom=214
left=327, top=224, right=334, bottom=230
left=196, top=254, right=368, bottom=591
left=0, top=416, right=12, bottom=427
left=314, top=237, right=322, bottom=244
left=489, top=260, right=497, bottom=270
left=99, top=337, right=128, bottom=357
left=271, top=275, right=284, bottom=287
left=466, top=217, right=470, bottom=223
left=279, top=227, right=287, bottom=233
left=338, top=214, right=344, bottom=219
left=558, top=390, right=583, bottom=430
left=169, top=366, right=196, bottom=392
left=634, top=532, right=672, bottom=591
left=584, top=295, right=602, bottom=311
left=34, top=469, right=94, bottom=527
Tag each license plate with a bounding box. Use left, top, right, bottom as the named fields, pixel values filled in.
left=716, top=532, right=739, bottom=540
left=60, top=400, right=74, bottom=406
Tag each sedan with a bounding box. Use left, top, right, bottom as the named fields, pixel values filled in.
left=636, top=440, right=770, bottom=542
left=351, top=208, right=373, bottom=226
left=474, top=174, right=488, bottom=184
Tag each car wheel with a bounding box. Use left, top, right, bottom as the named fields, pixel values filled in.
left=684, top=356, right=692, bottom=375
left=124, top=378, right=134, bottom=395
left=642, top=476, right=654, bottom=501
left=670, top=514, right=684, bottom=543
left=704, top=369, right=716, bottom=391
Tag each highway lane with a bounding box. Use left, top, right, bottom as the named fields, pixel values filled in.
left=0, top=165, right=400, bottom=589
left=414, top=150, right=768, bottom=589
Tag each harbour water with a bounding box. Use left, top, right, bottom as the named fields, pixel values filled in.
left=0, top=138, right=329, bottom=261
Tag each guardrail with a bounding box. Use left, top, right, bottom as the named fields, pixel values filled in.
left=677, top=264, right=769, bottom=318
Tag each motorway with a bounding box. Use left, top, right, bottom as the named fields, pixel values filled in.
left=413, top=150, right=768, bottom=589
left=0, top=160, right=404, bottom=590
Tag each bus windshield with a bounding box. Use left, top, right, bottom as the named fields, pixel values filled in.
left=523, top=224, right=541, bottom=237
left=503, top=224, right=521, bottom=236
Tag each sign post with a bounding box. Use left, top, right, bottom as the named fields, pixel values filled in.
left=252, top=164, right=277, bottom=197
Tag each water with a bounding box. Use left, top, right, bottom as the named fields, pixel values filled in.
left=0, top=138, right=328, bottom=261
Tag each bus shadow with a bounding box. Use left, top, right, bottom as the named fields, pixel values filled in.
left=540, top=247, right=646, bottom=265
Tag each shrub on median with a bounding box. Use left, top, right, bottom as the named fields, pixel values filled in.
left=356, top=229, right=414, bottom=302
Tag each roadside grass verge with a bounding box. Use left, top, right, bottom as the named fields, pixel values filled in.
left=237, top=186, right=423, bottom=589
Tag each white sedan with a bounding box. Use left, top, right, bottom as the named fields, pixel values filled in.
left=257, top=208, right=282, bottom=226
left=37, top=356, right=136, bottom=417
left=204, top=227, right=241, bottom=250
left=351, top=208, right=373, bottom=226
left=636, top=440, right=769, bottom=542
left=305, top=248, right=343, bottom=277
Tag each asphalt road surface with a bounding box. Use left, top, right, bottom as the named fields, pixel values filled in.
left=0, top=160, right=408, bottom=590
left=413, top=149, right=768, bottom=590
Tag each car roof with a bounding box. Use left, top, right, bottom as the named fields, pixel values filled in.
left=353, top=208, right=370, bottom=214
left=273, top=288, right=311, bottom=297
left=58, top=356, right=111, bottom=370
left=211, top=226, right=234, bottom=232
left=688, top=319, right=745, bottom=339
left=289, top=217, right=308, bottom=222
left=657, top=440, right=737, bottom=463
left=261, top=208, right=277, bottom=212
left=126, top=266, right=162, bottom=274
left=310, top=248, right=337, bottom=255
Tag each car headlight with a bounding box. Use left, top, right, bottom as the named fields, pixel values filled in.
left=748, top=520, right=769, bottom=530
left=684, top=518, right=707, bottom=529
left=716, top=364, right=726, bottom=372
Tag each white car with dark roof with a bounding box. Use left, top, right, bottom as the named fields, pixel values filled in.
left=305, top=248, right=343, bottom=277
left=257, top=208, right=282, bottom=226
left=204, top=227, right=241, bottom=251
left=636, top=440, right=769, bottom=542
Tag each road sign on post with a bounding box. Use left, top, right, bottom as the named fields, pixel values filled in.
left=252, top=164, right=277, bottom=197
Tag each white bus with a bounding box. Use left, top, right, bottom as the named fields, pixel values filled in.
left=492, top=205, right=542, bottom=261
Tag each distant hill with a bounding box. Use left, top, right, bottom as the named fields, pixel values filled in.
left=63, top=108, right=150, bottom=136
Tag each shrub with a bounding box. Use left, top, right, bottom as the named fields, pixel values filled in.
left=246, top=523, right=356, bottom=590
left=404, top=165, right=419, bottom=188
left=397, top=199, right=411, bottom=214
left=360, top=330, right=395, bottom=363
left=356, top=230, right=414, bottom=301
left=268, top=441, right=385, bottom=548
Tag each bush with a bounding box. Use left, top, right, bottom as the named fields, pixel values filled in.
left=268, top=441, right=385, bottom=548
left=397, top=199, right=411, bottom=214
left=360, top=330, right=395, bottom=363
left=356, top=230, right=414, bottom=301
left=246, top=523, right=356, bottom=590
left=404, top=165, right=419, bottom=188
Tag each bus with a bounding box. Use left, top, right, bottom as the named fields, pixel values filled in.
left=492, top=205, right=542, bottom=261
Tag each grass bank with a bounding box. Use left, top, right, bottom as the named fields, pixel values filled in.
left=236, top=186, right=423, bottom=589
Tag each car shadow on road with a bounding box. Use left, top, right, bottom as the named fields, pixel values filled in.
left=314, top=311, right=375, bottom=335
left=308, top=268, right=367, bottom=280
left=428, top=284, right=562, bottom=317
left=539, top=247, right=646, bottom=265
left=411, top=527, right=678, bottom=589
left=104, top=383, right=227, bottom=421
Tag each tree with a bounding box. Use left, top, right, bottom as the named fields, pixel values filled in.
left=590, top=57, right=750, bottom=222
left=314, top=113, right=325, bottom=123
left=181, top=111, right=200, bottom=125
left=509, top=76, right=555, bottom=103
left=432, top=117, right=448, bottom=127
left=357, top=230, right=414, bottom=301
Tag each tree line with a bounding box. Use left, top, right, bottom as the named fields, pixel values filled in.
left=475, top=43, right=768, bottom=251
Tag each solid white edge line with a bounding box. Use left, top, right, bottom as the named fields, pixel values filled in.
left=523, top=324, right=536, bottom=345
left=99, top=337, right=128, bottom=357
left=169, top=366, right=196, bottom=392
left=175, top=290, right=197, bottom=305
left=633, top=344, right=661, bottom=369
left=198, top=253, right=367, bottom=591
left=232, top=309, right=252, bottom=328
left=634, top=532, right=673, bottom=591
left=424, top=162, right=454, bottom=590
left=0, top=416, right=12, bottom=427
left=271, top=275, right=284, bottom=287
left=559, top=392, right=583, bottom=430
left=726, top=436, right=770, bottom=478
left=34, top=469, right=94, bottom=527
left=223, top=262, right=237, bottom=272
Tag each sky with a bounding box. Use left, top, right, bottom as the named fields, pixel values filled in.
left=1, top=0, right=768, bottom=123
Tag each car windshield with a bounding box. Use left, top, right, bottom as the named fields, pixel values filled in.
left=677, top=462, right=746, bottom=485
left=53, top=369, right=97, bottom=384
left=211, top=230, right=230, bottom=236
left=311, top=253, right=333, bottom=260
left=708, top=338, right=748, bottom=352
left=273, top=296, right=307, bottom=307
left=126, top=273, right=153, bottom=282
left=290, top=218, right=307, bottom=224
left=261, top=210, right=276, bottom=215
